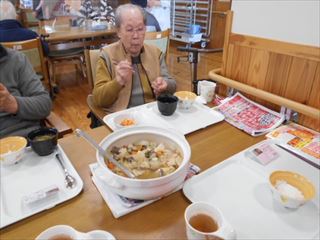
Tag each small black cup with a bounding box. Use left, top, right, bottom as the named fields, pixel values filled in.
left=157, top=94, right=178, bottom=116
left=28, top=128, right=58, bottom=156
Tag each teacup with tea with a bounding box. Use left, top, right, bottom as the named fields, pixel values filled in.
left=184, top=202, right=236, bottom=240
left=197, top=80, right=216, bottom=103
left=35, top=225, right=82, bottom=240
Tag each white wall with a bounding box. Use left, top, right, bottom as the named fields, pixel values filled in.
left=231, top=0, right=320, bottom=47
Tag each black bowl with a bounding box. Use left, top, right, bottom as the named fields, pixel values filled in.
left=157, top=94, right=178, bottom=116
left=27, top=128, right=58, bottom=156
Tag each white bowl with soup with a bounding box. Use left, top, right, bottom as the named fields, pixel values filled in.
left=0, top=136, right=27, bottom=166
left=96, top=126, right=191, bottom=200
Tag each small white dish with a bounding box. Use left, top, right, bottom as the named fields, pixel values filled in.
left=113, top=113, right=138, bottom=129
left=269, top=170, right=316, bottom=209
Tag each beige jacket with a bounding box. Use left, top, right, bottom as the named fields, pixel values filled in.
left=92, top=41, right=176, bottom=112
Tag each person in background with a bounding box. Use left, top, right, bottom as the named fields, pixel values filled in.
left=32, top=0, right=44, bottom=19
left=92, top=3, right=176, bottom=111
left=147, top=0, right=170, bottom=30
left=80, top=0, right=115, bottom=23
left=0, top=0, right=49, bottom=55
left=0, top=44, right=52, bottom=138
left=131, top=0, right=160, bottom=32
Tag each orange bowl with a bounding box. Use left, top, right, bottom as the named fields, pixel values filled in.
left=0, top=136, right=27, bottom=165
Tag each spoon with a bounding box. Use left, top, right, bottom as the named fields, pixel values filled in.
left=75, top=129, right=135, bottom=178
left=55, top=153, right=77, bottom=189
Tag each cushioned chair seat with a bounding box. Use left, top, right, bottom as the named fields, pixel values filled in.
left=48, top=48, right=84, bottom=58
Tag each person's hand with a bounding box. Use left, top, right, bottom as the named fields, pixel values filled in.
left=151, top=77, right=168, bottom=96
left=0, top=83, right=18, bottom=114
left=115, top=60, right=134, bottom=86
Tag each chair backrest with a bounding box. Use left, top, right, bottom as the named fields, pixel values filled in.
left=84, top=48, right=101, bottom=91
left=144, top=29, right=170, bottom=64
left=20, top=8, right=39, bottom=28
left=2, top=38, right=49, bottom=83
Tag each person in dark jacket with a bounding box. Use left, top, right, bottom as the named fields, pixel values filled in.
left=0, top=44, right=52, bottom=137
left=32, top=0, right=44, bottom=20
left=0, top=0, right=49, bottom=55
left=131, top=0, right=161, bottom=32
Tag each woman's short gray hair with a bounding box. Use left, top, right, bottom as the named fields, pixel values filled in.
left=115, top=3, right=146, bottom=28
left=0, top=0, right=17, bottom=21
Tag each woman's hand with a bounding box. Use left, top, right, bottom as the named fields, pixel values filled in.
left=0, top=83, right=18, bottom=114
left=151, top=77, right=167, bottom=96
left=115, top=60, right=134, bottom=86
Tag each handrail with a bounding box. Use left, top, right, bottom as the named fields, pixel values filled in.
left=209, top=68, right=320, bottom=119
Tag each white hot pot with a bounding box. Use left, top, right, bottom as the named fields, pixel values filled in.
left=96, top=126, right=191, bottom=200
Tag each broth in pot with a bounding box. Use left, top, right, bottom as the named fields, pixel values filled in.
left=104, top=140, right=183, bottom=179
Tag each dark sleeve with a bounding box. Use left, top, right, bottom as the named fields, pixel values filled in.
left=147, top=12, right=162, bottom=32
left=153, top=17, right=161, bottom=32
left=14, top=53, right=52, bottom=120
left=40, top=38, right=49, bottom=56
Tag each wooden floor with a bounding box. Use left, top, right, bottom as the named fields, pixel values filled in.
left=52, top=42, right=223, bottom=133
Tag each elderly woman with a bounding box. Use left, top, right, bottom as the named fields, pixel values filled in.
left=80, top=0, right=115, bottom=23
left=92, top=3, right=176, bottom=111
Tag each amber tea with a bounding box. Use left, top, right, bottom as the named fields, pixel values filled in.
left=189, top=213, right=219, bottom=233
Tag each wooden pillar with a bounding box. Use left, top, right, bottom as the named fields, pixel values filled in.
left=208, top=0, right=232, bottom=49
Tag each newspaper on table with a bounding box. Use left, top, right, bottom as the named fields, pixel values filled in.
left=266, top=123, right=320, bottom=167
left=216, top=93, right=285, bottom=136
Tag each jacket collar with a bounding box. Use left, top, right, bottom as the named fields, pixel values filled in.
left=0, top=19, right=23, bottom=30
left=118, top=42, right=145, bottom=61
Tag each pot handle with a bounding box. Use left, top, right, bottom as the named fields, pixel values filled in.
left=211, top=222, right=236, bottom=240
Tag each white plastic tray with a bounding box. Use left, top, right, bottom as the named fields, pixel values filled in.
left=103, top=102, right=225, bottom=135
left=183, top=140, right=320, bottom=239
left=0, top=145, right=83, bottom=229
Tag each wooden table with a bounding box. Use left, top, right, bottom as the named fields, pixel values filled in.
left=39, top=17, right=118, bottom=45
left=0, top=122, right=264, bottom=239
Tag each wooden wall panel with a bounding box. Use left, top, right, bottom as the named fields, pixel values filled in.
left=216, top=30, right=320, bottom=130
left=208, top=0, right=231, bottom=49
left=264, top=53, right=292, bottom=96
left=229, top=45, right=251, bottom=82
left=247, top=49, right=269, bottom=89
left=299, top=64, right=320, bottom=131
left=308, top=64, right=320, bottom=108
left=228, top=34, right=320, bottom=62
left=284, top=58, right=318, bottom=104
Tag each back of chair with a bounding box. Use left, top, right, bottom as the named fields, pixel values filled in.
left=144, top=29, right=170, bottom=64
left=20, top=8, right=39, bottom=29
left=84, top=48, right=101, bottom=91
left=2, top=38, right=49, bottom=83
